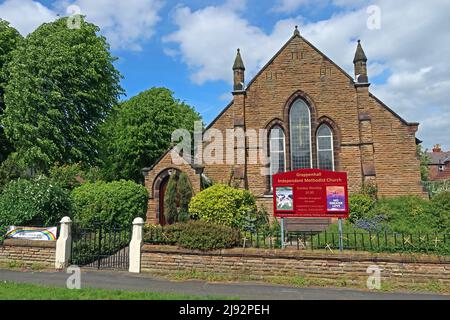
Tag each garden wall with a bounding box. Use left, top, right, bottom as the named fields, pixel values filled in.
left=0, top=239, right=56, bottom=268
left=141, top=245, right=450, bottom=285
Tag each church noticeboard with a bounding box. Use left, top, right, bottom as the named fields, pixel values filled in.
left=273, top=169, right=349, bottom=218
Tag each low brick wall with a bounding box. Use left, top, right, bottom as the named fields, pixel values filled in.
left=0, top=239, right=56, bottom=268
left=141, top=245, right=450, bottom=285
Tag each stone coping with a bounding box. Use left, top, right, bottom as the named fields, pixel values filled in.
left=142, top=244, right=450, bottom=264
left=2, top=238, right=56, bottom=248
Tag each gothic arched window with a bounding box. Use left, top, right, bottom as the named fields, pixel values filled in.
left=289, top=99, right=312, bottom=170
left=269, top=125, right=286, bottom=188
left=316, top=124, right=334, bottom=171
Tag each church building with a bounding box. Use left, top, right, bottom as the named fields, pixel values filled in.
left=143, top=27, right=424, bottom=225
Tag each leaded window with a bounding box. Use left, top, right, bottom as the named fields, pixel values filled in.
left=269, top=125, right=286, bottom=188
left=317, top=124, right=334, bottom=171
left=289, top=99, right=312, bottom=170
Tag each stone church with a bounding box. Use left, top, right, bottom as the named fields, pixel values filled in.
left=143, top=27, right=424, bottom=225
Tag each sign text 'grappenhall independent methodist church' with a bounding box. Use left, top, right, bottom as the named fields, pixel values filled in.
left=272, top=169, right=349, bottom=219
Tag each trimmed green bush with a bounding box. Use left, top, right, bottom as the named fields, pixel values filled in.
left=188, top=184, right=257, bottom=229
left=71, top=180, right=148, bottom=228
left=349, top=194, right=375, bottom=223
left=144, top=221, right=241, bottom=251
left=177, top=220, right=240, bottom=251
left=0, top=176, right=71, bottom=227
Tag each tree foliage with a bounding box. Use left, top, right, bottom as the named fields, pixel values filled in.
left=2, top=17, right=123, bottom=172
left=0, top=19, right=22, bottom=164
left=417, top=145, right=431, bottom=181
left=99, top=87, right=201, bottom=182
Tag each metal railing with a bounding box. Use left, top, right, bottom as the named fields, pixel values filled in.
left=241, top=229, right=450, bottom=255
left=143, top=224, right=450, bottom=255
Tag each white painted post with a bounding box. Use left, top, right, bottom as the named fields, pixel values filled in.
left=129, top=217, right=144, bottom=273
left=55, top=216, right=72, bottom=270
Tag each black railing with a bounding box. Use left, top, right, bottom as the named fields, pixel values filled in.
left=144, top=225, right=450, bottom=256
left=242, top=230, right=450, bottom=255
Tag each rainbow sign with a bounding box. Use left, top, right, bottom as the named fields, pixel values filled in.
left=5, top=226, right=57, bottom=241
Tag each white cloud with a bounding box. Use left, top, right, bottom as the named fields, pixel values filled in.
left=0, top=0, right=164, bottom=51
left=272, top=0, right=312, bottom=13
left=164, top=4, right=296, bottom=84
left=59, top=0, right=164, bottom=51
left=165, top=0, right=450, bottom=150
left=0, top=0, right=57, bottom=35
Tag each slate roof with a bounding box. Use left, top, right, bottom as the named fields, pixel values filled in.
left=428, top=151, right=450, bottom=165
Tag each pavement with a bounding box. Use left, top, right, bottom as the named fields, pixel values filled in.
left=1, top=269, right=449, bottom=300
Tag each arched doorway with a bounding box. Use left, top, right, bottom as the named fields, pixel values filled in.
left=158, top=175, right=170, bottom=226
left=153, top=168, right=182, bottom=226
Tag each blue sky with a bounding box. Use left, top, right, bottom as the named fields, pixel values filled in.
left=1, top=0, right=449, bottom=150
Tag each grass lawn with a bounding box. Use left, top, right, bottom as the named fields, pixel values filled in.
left=0, top=281, right=235, bottom=300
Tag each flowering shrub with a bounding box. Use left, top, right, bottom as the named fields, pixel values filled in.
left=354, top=215, right=388, bottom=233
left=0, top=176, right=71, bottom=227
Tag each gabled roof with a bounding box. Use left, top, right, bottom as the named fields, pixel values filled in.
left=207, top=30, right=417, bottom=131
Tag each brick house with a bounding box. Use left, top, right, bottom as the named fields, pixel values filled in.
left=142, top=27, right=424, bottom=225
left=428, top=145, right=450, bottom=181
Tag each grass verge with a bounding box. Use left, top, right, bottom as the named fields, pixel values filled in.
left=154, top=269, right=450, bottom=295
left=0, top=281, right=236, bottom=300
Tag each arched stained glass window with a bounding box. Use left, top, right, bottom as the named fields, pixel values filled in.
left=289, top=99, right=312, bottom=170
left=269, top=125, right=286, bottom=188
left=317, top=124, right=334, bottom=171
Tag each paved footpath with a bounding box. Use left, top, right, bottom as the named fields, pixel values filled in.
left=0, top=269, right=449, bottom=300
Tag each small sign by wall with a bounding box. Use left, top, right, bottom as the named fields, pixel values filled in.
left=5, top=226, right=57, bottom=241
left=273, top=169, right=349, bottom=218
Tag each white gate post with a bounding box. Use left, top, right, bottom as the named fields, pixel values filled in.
left=129, top=217, right=144, bottom=273
left=55, top=216, right=72, bottom=270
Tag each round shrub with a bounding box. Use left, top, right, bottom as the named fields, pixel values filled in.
left=177, top=220, right=240, bottom=251
left=349, top=194, right=375, bottom=223
left=71, top=180, right=148, bottom=228
left=0, top=176, right=71, bottom=227
left=188, top=184, right=256, bottom=229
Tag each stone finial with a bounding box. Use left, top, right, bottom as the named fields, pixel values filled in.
left=232, top=48, right=245, bottom=71
left=233, top=48, right=245, bottom=92
left=294, top=25, right=300, bottom=36
left=353, top=39, right=368, bottom=63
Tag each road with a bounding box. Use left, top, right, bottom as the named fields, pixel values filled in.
left=0, top=269, right=449, bottom=300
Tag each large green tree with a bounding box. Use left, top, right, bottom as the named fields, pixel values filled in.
left=0, top=19, right=22, bottom=164
left=2, top=17, right=123, bottom=173
left=100, top=87, right=201, bottom=182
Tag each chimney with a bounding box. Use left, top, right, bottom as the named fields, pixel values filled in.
left=433, top=144, right=442, bottom=153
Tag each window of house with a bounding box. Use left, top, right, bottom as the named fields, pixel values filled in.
left=439, top=165, right=445, bottom=172
left=269, top=125, right=286, bottom=189
left=317, top=124, right=334, bottom=171
left=290, top=99, right=312, bottom=170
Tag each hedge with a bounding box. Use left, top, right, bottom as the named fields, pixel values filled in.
left=71, top=180, right=148, bottom=228
left=144, top=220, right=240, bottom=251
